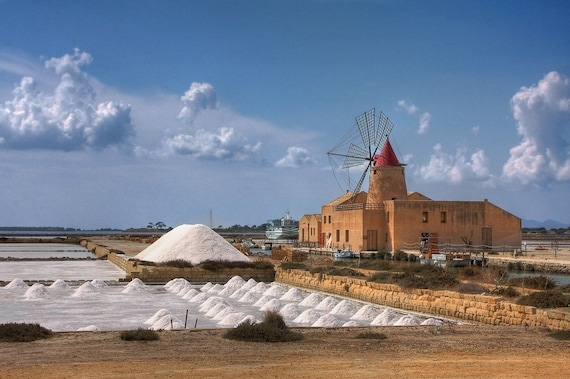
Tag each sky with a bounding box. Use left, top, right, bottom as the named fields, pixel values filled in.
left=1, top=0, right=569, bottom=229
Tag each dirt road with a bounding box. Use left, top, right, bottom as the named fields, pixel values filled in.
left=1, top=325, right=568, bottom=378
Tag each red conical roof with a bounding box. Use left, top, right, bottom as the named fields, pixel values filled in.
left=374, top=139, right=400, bottom=166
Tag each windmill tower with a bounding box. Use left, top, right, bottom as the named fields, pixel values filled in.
left=328, top=108, right=407, bottom=207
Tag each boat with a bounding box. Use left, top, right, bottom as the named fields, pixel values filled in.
left=332, top=249, right=354, bottom=259
left=265, top=210, right=299, bottom=240
left=419, top=253, right=472, bottom=267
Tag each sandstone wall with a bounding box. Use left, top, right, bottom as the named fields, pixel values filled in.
left=275, top=268, right=570, bottom=330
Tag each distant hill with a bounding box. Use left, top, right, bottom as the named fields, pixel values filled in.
left=522, top=219, right=570, bottom=229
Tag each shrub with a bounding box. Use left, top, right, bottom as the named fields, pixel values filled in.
left=199, top=260, right=274, bottom=271
left=355, top=331, right=387, bottom=340
left=506, top=275, right=557, bottom=290
left=223, top=311, right=304, bottom=343
left=158, top=259, right=194, bottom=268
left=548, top=330, right=570, bottom=340
left=309, top=267, right=364, bottom=277
left=491, top=286, right=520, bottom=298
left=120, top=328, right=160, bottom=341
left=0, top=323, right=53, bottom=342
left=280, top=262, right=309, bottom=271
left=455, top=282, right=488, bottom=294
left=517, top=291, right=570, bottom=308
left=367, top=271, right=391, bottom=283
left=393, top=250, right=408, bottom=261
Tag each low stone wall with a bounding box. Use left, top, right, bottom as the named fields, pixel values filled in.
left=275, top=268, right=570, bottom=330
left=489, top=257, right=570, bottom=274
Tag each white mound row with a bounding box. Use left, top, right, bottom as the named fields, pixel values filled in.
left=2, top=276, right=447, bottom=331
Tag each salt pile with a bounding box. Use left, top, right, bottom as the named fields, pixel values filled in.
left=217, top=312, right=249, bottom=327
left=241, top=278, right=258, bottom=290
left=90, top=279, right=108, bottom=288
left=188, top=292, right=208, bottom=303
left=259, top=298, right=282, bottom=312
left=4, top=278, right=29, bottom=290
left=213, top=306, right=237, bottom=321
left=217, top=286, right=236, bottom=297
left=249, top=282, right=269, bottom=294
left=71, top=282, right=99, bottom=298
left=151, top=314, right=184, bottom=330
left=312, top=314, right=343, bottom=327
left=49, top=279, right=71, bottom=290
left=122, top=278, right=147, bottom=294
left=207, top=284, right=224, bottom=294
left=279, top=288, right=305, bottom=302
left=253, top=295, right=274, bottom=307
left=342, top=320, right=360, bottom=327
left=145, top=309, right=172, bottom=325
left=298, top=292, right=325, bottom=307
left=263, top=285, right=287, bottom=298
left=225, top=276, right=246, bottom=288
left=229, top=288, right=249, bottom=299
left=238, top=292, right=260, bottom=303
left=199, top=297, right=229, bottom=312
left=182, top=288, right=200, bottom=299
left=370, top=309, right=400, bottom=326
left=393, top=315, right=421, bottom=326
left=350, top=304, right=380, bottom=321
left=329, top=300, right=359, bottom=317
left=135, top=224, right=251, bottom=264
left=205, top=303, right=230, bottom=318
left=280, top=304, right=303, bottom=319
left=201, top=282, right=214, bottom=291
left=24, top=283, right=48, bottom=300
left=293, top=309, right=323, bottom=325
left=314, top=296, right=339, bottom=311
left=421, top=318, right=443, bottom=326
left=77, top=325, right=100, bottom=331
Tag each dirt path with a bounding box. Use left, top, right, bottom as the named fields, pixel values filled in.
left=1, top=325, right=569, bottom=378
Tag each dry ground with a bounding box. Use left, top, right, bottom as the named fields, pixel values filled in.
left=0, top=325, right=568, bottom=378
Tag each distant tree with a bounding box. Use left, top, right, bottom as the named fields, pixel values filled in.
left=155, top=221, right=166, bottom=230
left=147, top=222, right=155, bottom=229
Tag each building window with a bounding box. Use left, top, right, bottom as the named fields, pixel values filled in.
left=345, top=230, right=349, bottom=242
left=328, top=215, right=331, bottom=223
left=441, top=212, right=447, bottom=223
left=422, top=212, right=428, bottom=223
left=336, top=229, right=340, bottom=242
left=323, top=217, right=326, bottom=224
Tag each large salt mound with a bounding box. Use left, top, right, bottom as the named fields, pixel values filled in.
left=279, top=288, right=305, bottom=302
left=329, top=300, right=359, bottom=317
left=350, top=304, right=380, bottom=321
left=312, top=314, right=343, bottom=327
left=135, top=224, right=251, bottom=264
left=314, top=296, right=339, bottom=311
left=370, top=309, right=400, bottom=326
left=71, top=282, right=99, bottom=298
left=293, top=309, right=323, bottom=325
left=259, top=298, right=282, bottom=312
left=5, top=278, right=29, bottom=290
left=280, top=304, right=303, bottom=319
left=393, top=315, right=421, bottom=326
left=298, top=292, right=325, bottom=307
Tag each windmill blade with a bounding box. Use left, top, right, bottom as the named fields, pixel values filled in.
left=341, top=144, right=370, bottom=169
left=375, top=111, right=394, bottom=148
left=351, top=160, right=373, bottom=201
left=355, top=108, right=376, bottom=154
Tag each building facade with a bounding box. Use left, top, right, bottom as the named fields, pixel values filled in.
left=299, top=141, right=521, bottom=253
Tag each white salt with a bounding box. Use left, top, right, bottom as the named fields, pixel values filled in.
left=24, top=283, right=48, bottom=300
left=329, top=300, right=359, bottom=317
left=312, top=314, right=342, bottom=327
left=298, top=292, right=325, bottom=307
left=188, top=292, right=209, bottom=303
left=90, top=279, right=108, bottom=288
left=225, top=275, right=246, bottom=288
left=238, top=292, right=260, bottom=303
left=393, top=315, right=421, bottom=326
left=200, top=282, right=214, bottom=291
left=279, top=288, right=305, bottom=302
left=217, top=286, right=235, bottom=297
left=205, top=303, right=229, bottom=318
left=350, top=304, right=380, bottom=321
left=199, top=297, right=229, bottom=312
left=49, top=279, right=70, bottom=290
left=151, top=314, right=184, bottom=330
left=207, top=283, right=224, bottom=294
left=4, top=278, right=28, bottom=290
left=241, top=278, right=258, bottom=290
left=229, top=288, right=249, bottom=299
left=253, top=295, right=274, bottom=307
left=249, top=282, right=269, bottom=294
left=279, top=304, right=303, bottom=320
left=122, top=279, right=147, bottom=294
left=71, top=282, right=99, bottom=298
left=263, top=285, right=287, bottom=298
left=421, top=318, right=443, bottom=326
left=342, top=320, right=360, bottom=327
left=165, top=278, right=186, bottom=290
left=293, top=309, right=323, bottom=325
left=370, top=309, right=400, bottom=326
left=77, top=325, right=100, bottom=331
left=213, top=306, right=237, bottom=321
left=259, top=298, right=282, bottom=312
left=314, top=296, right=339, bottom=311
left=145, top=309, right=172, bottom=325
left=135, top=224, right=251, bottom=264
left=182, top=288, right=200, bottom=299
left=217, top=312, right=248, bottom=327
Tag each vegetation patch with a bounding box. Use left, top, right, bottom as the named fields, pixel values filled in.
left=199, top=260, right=274, bottom=271
left=367, top=265, right=459, bottom=290
left=120, top=328, right=160, bottom=341
left=309, top=266, right=365, bottom=277
left=455, top=282, right=488, bottom=294
left=355, top=331, right=387, bottom=340
left=280, top=262, right=309, bottom=271
left=490, top=286, right=520, bottom=298
left=0, top=323, right=53, bottom=342
left=223, top=311, right=304, bottom=343
left=158, top=259, right=194, bottom=268
left=505, top=275, right=557, bottom=290
left=548, top=330, right=570, bottom=340
left=516, top=291, right=570, bottom=308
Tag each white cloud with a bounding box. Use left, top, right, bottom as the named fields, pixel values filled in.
left=0, top=49, right=134, bottom=151
left=177, top=82, right=218, bottom=123
left=502, top=71, right=570, bottom=185
left=472, top=125, right=480, bottom=135
left=164, top=126, right=261, bottom=160
left=418, top=143, right=491, bottom=184
left=275, top=146, right=316, bottom=168
left=396, top=99, right=431, bottom=134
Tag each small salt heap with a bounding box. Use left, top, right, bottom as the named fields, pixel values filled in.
left=24, top=283, right=49, bottom=300
left=71, top=282, right=99, bottom=298
left=49, top=279, right=71, bottom=290
left=293, top=309, right=322, bottom=325
left=350, top=304, right=380, bottom=321
left=134, top=224, right=251, bottom=264
left=122, top=278, right=147, bottom=294
left=279, top=288, right=305, bottom=302
left=4, top=278, right=29, bottom=290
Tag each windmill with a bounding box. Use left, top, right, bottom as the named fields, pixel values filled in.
left=327, top=108, right=394, bottom=201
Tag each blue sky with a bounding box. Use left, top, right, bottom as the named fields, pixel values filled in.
left=1, top=0, right=569, bottom=229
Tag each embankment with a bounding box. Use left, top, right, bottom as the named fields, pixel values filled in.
left=276, top=268, right=570, bottom=330
left=81, top=240, right=275, bottom=283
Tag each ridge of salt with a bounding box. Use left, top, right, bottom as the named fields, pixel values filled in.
left=370, top=309, right=400, bottom=326
left=262, top=285, right=287, bottom=298
left=393, top=315, right=421, bottom=326
left=350, top=304, right=380, bottom=321
left=314, top=296, right=339, bottom=311
left=145, top=309, right=172, bottom=325
left=151, top=314, right=184, bottom=330
left=329, top=300, right=359, bottom=317
left=279, top=288, right=305, bottom=302
left=298, top=293, right=325, bottom=307
left=259, top=298, right=282, bottom=312
left=293, top=309, right=322, bottom=325
left=312, top=314, right=343, bottom=327
left=134, top=224, right=251, bottom=264
left=279, top=304, right=302, bottom=319
left=5, top=278, right=29, bottom=290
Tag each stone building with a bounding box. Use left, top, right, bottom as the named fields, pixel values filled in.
left=299, top=140, right=521, bottom=253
